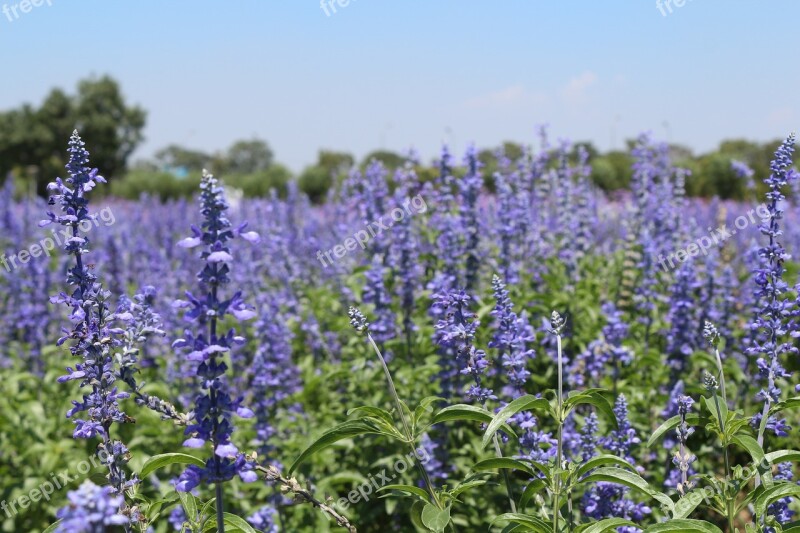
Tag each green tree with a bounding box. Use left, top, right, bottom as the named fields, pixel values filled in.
left=298, top=166, right=333, bottom=204
left=0, top=75, right=145, bottom=195
left=220, top=138, right=274, bottom=175
left=318, top=150, right=355, bottom=177
left=362, top=150, right=404, bottom=170
left=153, top=145, right=213, bottom=173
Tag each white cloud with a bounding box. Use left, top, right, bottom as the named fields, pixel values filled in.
left=464, top=84, right=547, bottom=109
left=561, top=71, right=598, bottom=107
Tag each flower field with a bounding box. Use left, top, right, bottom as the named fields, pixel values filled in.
left=3, top=129, right=800, bottom=533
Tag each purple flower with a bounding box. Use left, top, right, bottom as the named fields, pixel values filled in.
left=247, top=505, right=279, bottom=533
left=665, top=260, right=701, bottom=375
left=46, top=131, right=135, bottom=496
left=174, top=171, right=259, bottom=492
left=569, top=303, right=632, bottom=387
left=748, top=134, right=797, bottom=439
left=731, top=159, right=756, bottom=192
left=433, top=289, right=495, bottom=403
left=601, top=395, right=639, bottom=466
left=489, top=275, right=535, bottom=398
left=55, top=481, right=129, bottom=533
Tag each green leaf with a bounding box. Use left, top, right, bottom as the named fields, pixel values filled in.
left=770, top=396, right=800, bottom=415
left=347, top=406, right=395, bottom=426
left=754, top=482, right=800, bottom=518
left=410, top=500, right=429, bottom=531
left=481, top=395, right=551, bottom=449
left=731, top=435, right=772, bottom=486
left=377, top=484, right=432, bottom=502
left=578, top=518, right=637, bottom=533
left=563, top=390, right=617, bottom=429
left=471, top=457, right=537, bottom=477
left=490, top=512, right=551, bottom=533
left=648, top=414, right=701, bottom=447
left=582, top=467, right=674, bottom=514
left=702, top=396, right=728, bottom=431
left=432, top=404, right=517, bottom=438
left=518, top=478, right=547, bottom=509
left=420, top=503, right=451, bottom=532
left=288, top=420, right=383, bottom=474
left=642, top=519, right=723, bottom=533
left=449, top=478, right=488, bottom=498
left=140, top=453, right=205, bottom=478
left=42, top=521, right=62, bottom=533
left=222, top=512, right=260, bottom=533
left=178, top=492, right=198, bottom=523
left=672, top=490, right=705, bottom=519
left=414, top=396, right=446, bottom=422
left=575, top=454, right=636, bottom=480
left=764, top=449, right=800, bottom=464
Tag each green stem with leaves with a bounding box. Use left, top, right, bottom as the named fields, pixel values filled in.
left=554, top=330, right=564, bottom=533
left=712, top=346, right=727, bottom=406
left=365, top=332, right=442, bottom=509
left=711, top=387, right=734, bottom=531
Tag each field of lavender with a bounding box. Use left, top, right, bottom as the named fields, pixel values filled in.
left=2, top=129, right=800, bottom=533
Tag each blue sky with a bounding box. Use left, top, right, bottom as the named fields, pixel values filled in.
left=1, top=1, right=798, bottom=171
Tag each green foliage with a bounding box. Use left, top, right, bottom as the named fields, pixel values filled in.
left=298, top=165, right=334, bottom=204
left=0, top=75, right=146, bottom=194
left=110, top=169, right=203, bottom=200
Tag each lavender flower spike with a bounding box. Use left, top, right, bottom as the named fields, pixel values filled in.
left=46, top=131, right=136, bottom=499
left=173, top=171, right=259, bottom=531
left=748, top=134, right=797, bottom=445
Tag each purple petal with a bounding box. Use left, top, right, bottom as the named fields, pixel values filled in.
left=183, top=437, right=206, bottom=448
left=207, top=251, right=233, bottom=263
left=215, top=443, right=238, bottom=457
left=178, top=237, right=203, bottom=248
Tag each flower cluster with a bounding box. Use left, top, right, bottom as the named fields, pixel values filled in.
left=582, top=394, right=651, bottom=529
left=489, top=275, right=535, bottom=398
left=433, top=289, right=494, bottom=402
left=748, top=134, right=797, bottom=439
left=55, top=480, right=129, bottom=533
left=173, top=170, right=260, bottom=492
left=671, top=395, right=696, bottom=495
left=45, top=131, right=136, bottom=496
left=569, top=303, right=632, bottom=387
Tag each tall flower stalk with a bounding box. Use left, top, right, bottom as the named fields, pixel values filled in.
left=44, top=132, right=136, bottom=514
left=703, top=321, right=727, bottom=405
left=673, top=395, right=696, bottom=497
left=748, top=134, right=797, bottom=451
left=173, top=171, right=260, bottom=532
left=348, top=307, right=441, bottom=509
left=550, top=311, right=566, bottom=533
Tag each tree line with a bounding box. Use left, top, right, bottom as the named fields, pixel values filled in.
left=0, top=76, right=783, bottom=202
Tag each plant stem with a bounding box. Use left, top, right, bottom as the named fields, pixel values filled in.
left=492, top=434, right=517, bottom=513
left=253, top=463, right=357, bottom=532
left=215, top=482, right=225, bottom=531
left=712, top=392, right=731, bottom=481
left=712, top=391, right=734, bottom=532
left=714, top=347, right=728, bottom=406
left=366, top=333, right=441, bottom=509
left=554, top=332, right=564, bottom=533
